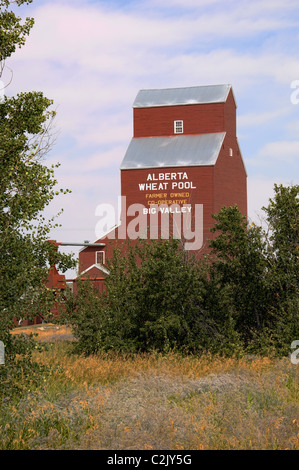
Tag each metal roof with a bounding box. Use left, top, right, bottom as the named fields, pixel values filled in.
left=120, top=133, right=226, bottom=170
left=133, top=84, right=232, bottom=108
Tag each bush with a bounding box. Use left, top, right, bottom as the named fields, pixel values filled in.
left=63, top=184, right=298, bottom=358
left=0, top=333, right=50, bottom=404
left=65, top=239, right=211, bottom=354
left=61, top=281, right=105, bottom=355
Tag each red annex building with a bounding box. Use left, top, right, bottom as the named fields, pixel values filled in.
left=77, top=84, right=247, bottom=288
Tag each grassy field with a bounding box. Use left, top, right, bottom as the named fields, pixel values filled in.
left=1, top=324, right=298, bottom=450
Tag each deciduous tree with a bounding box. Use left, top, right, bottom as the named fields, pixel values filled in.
left=0, top=0, right=75, bottom=351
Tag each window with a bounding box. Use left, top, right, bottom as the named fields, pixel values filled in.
left=174, top=120, right=183, bottom=134
left=96, top=251, right=105, bottom=265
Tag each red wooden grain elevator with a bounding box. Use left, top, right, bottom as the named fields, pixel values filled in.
left=78, top=84, right=247, bottom=285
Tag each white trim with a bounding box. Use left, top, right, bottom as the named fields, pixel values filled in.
left=96, top=250, right=105, bottom=265
left=236, top=138, right=248, bottom=176
left=78, top=224, right=120, bottom=253
left=79, top=263, right=110, bottom=276
left=174, top=120, right=183, bottom=134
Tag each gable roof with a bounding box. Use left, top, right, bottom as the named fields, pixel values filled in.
left=79, top=263, right=109, bottom=277
left=120, top=132, right=226, bottom=170
left=133, top=84, right=233, bottom=109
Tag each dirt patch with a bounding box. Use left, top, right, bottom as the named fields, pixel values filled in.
left=12, top=324, right=75, bottom=342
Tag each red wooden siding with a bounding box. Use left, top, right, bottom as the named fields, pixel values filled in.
left=78, top=85, right=247, bottom=277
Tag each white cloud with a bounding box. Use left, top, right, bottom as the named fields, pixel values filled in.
left=238, top=108, right=291, bottom=128
left=9, top=1, right=299, bottom=151
left=286, top=119, right=299, bottom=136
left=5, top=0, right=298, bottom=265
left=247, top=176, right=276, bottom=224
left=257, top=140, right=299, bottom=164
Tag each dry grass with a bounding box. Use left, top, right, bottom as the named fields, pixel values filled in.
left=1, top=327, right=299, bottom=450
left=11, top=323, right=74, bottom=342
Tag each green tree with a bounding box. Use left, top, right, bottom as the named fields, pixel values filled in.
left=209, top=185, right=299, bottom=355
left=263, top=184, right=298, bottom=293
left=0, top=0, right=34, bottom=64
left=0, top=1, right=75, bottom=353
left=261, top=184, right=299, bottom=354
left=209, top=206, right=271, bottom=342
left=65, top=239, right=207, bottom=354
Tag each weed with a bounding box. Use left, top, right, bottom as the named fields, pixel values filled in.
left=0, top=333, right=298, bottom=450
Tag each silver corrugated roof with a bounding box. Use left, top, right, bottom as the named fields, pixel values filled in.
left=120, top=133, right=226, bottom=170
left=133, top=84, right=232, bottom=108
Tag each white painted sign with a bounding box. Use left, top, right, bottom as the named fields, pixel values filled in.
left=138, top=171, right=197, bottom=192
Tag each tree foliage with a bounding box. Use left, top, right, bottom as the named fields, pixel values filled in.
left=0, top=0, right=75, bottom=353
left=261, top=184, right=299, bottom=353
left=209, top=206, right=271, bottom=341
left=64, top=239, right=207, bottom=354
left=65, top=184, right=298, bottom=357
left=0, top=0, right=34, bottom=64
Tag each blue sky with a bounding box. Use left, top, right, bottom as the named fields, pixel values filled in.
left=5, top=0, right=299, bottom=275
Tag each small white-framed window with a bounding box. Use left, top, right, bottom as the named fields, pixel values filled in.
left=96, top=251, right=105, bottom=265
left=174, top=120, right=183, bottom=134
